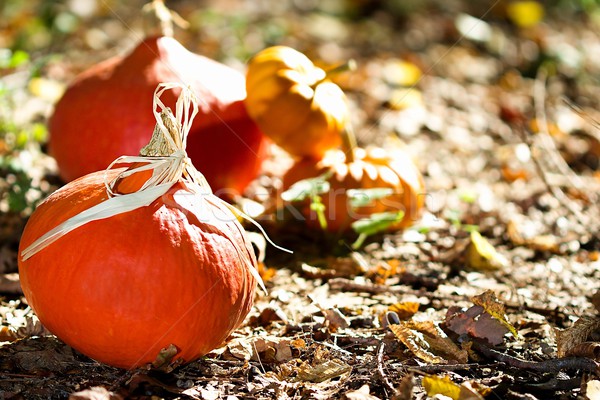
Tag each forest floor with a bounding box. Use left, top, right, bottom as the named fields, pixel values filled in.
left=2, top=0, right=600, bottom=399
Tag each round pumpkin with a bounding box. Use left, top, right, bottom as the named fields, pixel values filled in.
left=49, top=35, right=267, bottom=196
left=19, top=83, right=258, bottom=370
left=282, top=147, right=425, bottom=233
left=245, top=46, right=349, bottom=159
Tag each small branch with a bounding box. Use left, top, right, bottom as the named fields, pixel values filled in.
left=407, top=363, right=502, bottom=373
left=375, top=341, right=395, bottom=394
left=472, top=341, right=600, bottom=374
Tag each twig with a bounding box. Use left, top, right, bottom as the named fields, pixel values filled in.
left=407, top=362, right=502, bottom=373
left=375, top=341, right=395, bottom=394
left=472, top=341, right=599, bottom=374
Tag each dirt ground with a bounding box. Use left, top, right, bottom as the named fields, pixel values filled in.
left=2, top=0, right=600, bottom=399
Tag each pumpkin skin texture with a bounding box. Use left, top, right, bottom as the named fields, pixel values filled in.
left=245, top=46, right=348, bottom=159
left=49, top=36, right=267, bottom=196
left=283, top=148, right=425, bottom=233
left=18, top=169, right=257, bottom=369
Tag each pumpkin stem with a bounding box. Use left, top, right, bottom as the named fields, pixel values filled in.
left=140, top=109, right=180, bottom=157
left=142, top=0, right=189, bottom=38
left=340, top=124, right=357, bottom=163
left=324, top=59, right=357, bottom=77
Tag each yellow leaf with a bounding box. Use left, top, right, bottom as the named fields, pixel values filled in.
left=471, top=290, right=518, bottom=339
left=422, top=375, right=461, bottom=399
left=388, top=302, right=419, bottom=320
left=382, top=59, right=422, bottom=87
left=388, top=88, right=423, bottom=110
left=466, top=231, right=508, bottom=271
left=28, top=77, right=65, bottom=102
left=506, top=1, right=544, bottom=28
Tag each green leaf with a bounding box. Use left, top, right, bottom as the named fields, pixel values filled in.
left=281, top=172, right=331, bottom=202
left=347, top=188, right=394, bottom=208
left=0, top=49, right=29, bottom=69
left=351, top=211, right=405, bottom=236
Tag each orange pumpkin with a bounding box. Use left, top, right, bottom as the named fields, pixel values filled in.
left=282, top=146, right=425, bottom=233
left=245, top=46, right=349, bottom=158
left=19, top=84, right=258, bottom=369
left=49, top=34, right=267, bottom=197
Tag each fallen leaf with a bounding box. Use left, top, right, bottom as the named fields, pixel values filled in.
left=445, top=305, right=510, bottom=346
left=388, top=88, right=423, bottom=110
left=69, top=386, right=123, bottom=400
left=388, top=302, right=420, bottom=320
left=422, top=375, right=461, bottom=399
left=471, top=290, right=518, bottom=338
left=382, top=59, right=422, bottom=87
left=28, top=77, right=65, bottom=102
left=466, top=231, right=508, bottom=271
left=296, top=358, right=352, bottom=383
left=556, top=316, right=600, bottom=358
left=394, top=373, right=414, bottom=400
left=422, top=375, right=486, bottom=400
left=390, top=321, right=468, bottom=364
left=344, top=384, right=382, bottom=400
left=586, top=380, right=600, bottom=400
left=506, top=1, right=544, bottom=28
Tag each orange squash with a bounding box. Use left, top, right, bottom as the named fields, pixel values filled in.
left=282, top=146, right=425, bottom=233
left=49, top=34, right=267, bottom=197
left=19, top=84, right=258, bottom=369
left=245, top=46, right=349, bottom=158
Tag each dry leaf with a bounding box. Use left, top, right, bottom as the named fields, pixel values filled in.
left=506, top=1, right=544, bottom=28
left=556, top=316, right=600, bottom=358
left=445, top=305, right=510, bottom=346
left=323, top=308, right=350, bottom=332
left=393, top=373, right=414, bottom=400
left=466, top=231, right=508, bottom=271
left=471, top=290, right=518, bottom=338
left=507, top=220, right=562, bottom=253
left=422, top=375, right=461, bottom=399
left=586, top=380, right=600, bottom=400
left=382, top=59, right=422, bottom=87
left=296, top=358, right=352, bottom=383
left=388, top=302, right=420, bottom=320
left=344, top=384, right=382, bottom=400
left=69, top=387, right=123, bottom=400
left=422, top=375, right=486, bottom=400
left=390, top=321, right=467, bottom=364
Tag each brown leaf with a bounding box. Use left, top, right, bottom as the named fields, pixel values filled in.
left=471, top=290, right=518, bottom=338
left=445, top=305, right=510, bottom=346
left=390, top=321, right=467, bottom=364
left=556, top=316, right=600, bottom=358
left=296, top=358, right=352, bottom=383
left=392, top=373, right=414, bottom=400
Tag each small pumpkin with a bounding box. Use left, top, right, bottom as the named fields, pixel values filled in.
left=245, top=46, right=349, bottom=159
left=49, top=4, right=266, bottom=196
left=19, top=84, right=259, bottom=369
left=282, top=140, right=425, bottom=234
